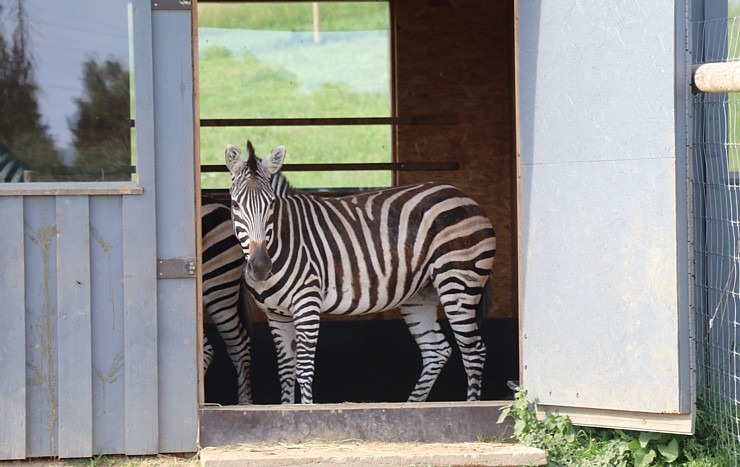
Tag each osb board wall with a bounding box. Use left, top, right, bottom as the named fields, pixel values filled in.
left=395, top=0, right=516, bottom=319
left=207, top=0, right=516, bottom=325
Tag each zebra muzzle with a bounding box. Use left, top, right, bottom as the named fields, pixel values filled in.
left=247, top=243, right=272, bottom=282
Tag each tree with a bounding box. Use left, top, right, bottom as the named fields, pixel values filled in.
left=69, top=58, right=132, bottom=181
left=0, top=1, right=61, bottom=179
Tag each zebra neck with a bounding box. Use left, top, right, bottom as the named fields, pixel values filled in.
left=271, top=172, right=295, bottom=198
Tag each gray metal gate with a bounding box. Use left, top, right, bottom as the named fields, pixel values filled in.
left=691, top=1, right=740, bottom=462
left=0, top=1, right=199, bottom=458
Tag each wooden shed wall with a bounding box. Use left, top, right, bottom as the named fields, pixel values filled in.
left=395, top=0, right=516, bottom=318
left=0, top=4, right=199, bottom=459
left=0, top=195, right=143, bottom=458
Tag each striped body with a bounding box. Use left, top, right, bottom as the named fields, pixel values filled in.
left=201, top=196, right=252, bottom=404
left=0, top=145, right=26, bottom=182
left=227, top=142, right=496, bottom=404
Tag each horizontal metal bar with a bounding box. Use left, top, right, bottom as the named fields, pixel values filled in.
left=131, top=115, right=457, bottom=128
left=200, top=115, right=457, bottom=127
left=201, top=161, right=460, bottom=173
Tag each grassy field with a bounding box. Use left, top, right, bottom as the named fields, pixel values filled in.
left=199, top=3, right=389, bottom=32
left=721, top=4, right=740, bottom=171
left=197, top=3, right=392, bottom=189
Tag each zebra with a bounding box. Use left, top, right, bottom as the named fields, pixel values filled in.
left=225, top=140, right=496, bottom=404
left=201, top=195, right=252, bottom=404
left=0, top=144, right=26, bottom=182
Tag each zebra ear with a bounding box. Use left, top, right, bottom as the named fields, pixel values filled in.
left=263, top=145, right=286, bottom=175
left=225, top=144, right=243, bottom=175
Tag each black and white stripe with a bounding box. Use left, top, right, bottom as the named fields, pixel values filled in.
left=226, top=141, right=496, bottom=404
left=201, top=195, right=252, bottom=404
left=0, top=145, right=26, bottom=182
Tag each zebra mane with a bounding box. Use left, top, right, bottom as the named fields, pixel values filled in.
left=246, top=141, right=260, bottom=173
left=243, top=141, right=294, bottom=198
left=270, top=169, right=294, bottom=198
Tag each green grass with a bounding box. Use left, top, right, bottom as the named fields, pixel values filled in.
left=197, top=2, right=393, bottom=189
left=198, top=48, right=392, bottom=189
left=198, top=3, right=389, bottom=32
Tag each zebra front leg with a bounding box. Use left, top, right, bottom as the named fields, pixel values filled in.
left=293, top=300, right=320, bottom=404
left=266, top=311, right=297, bottom=404
left=400, top=286, right=452, bottom=402
left=292, top=302, right=322, bottom=404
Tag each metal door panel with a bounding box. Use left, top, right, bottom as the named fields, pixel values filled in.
left=517, top=0, right=693, bottom=433
left=520, top=159, right=682, bottom=411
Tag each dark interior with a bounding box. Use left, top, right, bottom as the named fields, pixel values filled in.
left=205, top=318, right=519, bottom=405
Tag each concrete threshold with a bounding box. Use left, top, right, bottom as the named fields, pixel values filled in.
left=199, top=441, right=547, bottom=466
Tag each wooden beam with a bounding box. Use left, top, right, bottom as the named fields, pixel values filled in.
left=200, top=401, right=513, bottom=445
left=537, top=405, right=693, bottom=435
left=0, top=182, right=143, bottom=196
left=693, top=62, right=740, bottom=93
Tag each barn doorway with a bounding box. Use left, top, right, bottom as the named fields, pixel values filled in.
left=196, top=0, right=518, bottom=442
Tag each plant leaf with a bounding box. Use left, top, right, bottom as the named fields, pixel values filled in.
left=514, top=419, right=527, bottom=437
left=657, top=438, right=680, bottom=463
left=628, top=439, right=642, bottom=452
left=639, top=431, right=661, bottom=448
left=497, top=407, right=511, bottom=424
left=635, top=448, right=657, bottom=467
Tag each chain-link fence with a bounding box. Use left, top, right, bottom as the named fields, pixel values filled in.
left=691, top=15, right=740, bottom=465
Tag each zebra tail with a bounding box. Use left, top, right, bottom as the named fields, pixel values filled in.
left=476, top=274, right=493, bottom=333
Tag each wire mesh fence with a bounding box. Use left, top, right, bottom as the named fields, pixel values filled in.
left=692, top=15, right=740, bottom=465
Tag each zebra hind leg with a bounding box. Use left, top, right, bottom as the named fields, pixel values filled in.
left=436, top=281, right=488, bottom=401
left=203, top=333, right=214, bottom=374
left=223, top=324, right=253, bottom=405
left=207, top=294, right=253, bottom=404
left=400, top=286, right=452, bottom=402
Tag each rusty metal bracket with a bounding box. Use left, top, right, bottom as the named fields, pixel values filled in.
left=157, top=257, right=197, bottom=279
left=152, top=0, right=191, bottom=10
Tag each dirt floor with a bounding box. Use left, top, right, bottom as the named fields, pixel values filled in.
left=198, top=441, right=546, bottom=466
left=0, top=442, right=547, bottom=467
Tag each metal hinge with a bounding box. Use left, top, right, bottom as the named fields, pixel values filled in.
left=157, top=257, right=197, bottom=279
left=152, top=0, right=191, bottom=10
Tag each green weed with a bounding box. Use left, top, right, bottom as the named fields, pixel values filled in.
left=497, top=388, right=733, bottom=467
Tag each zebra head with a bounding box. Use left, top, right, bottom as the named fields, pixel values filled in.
left=225, top=141, right=286, bottom=282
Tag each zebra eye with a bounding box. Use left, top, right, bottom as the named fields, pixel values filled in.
left=230, top=199, right=239, bottom=210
